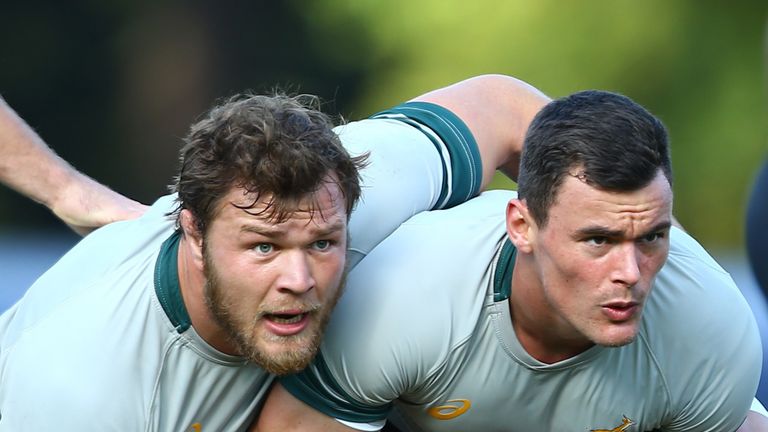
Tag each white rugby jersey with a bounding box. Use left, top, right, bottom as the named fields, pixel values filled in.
left=0, top=101, right=483, bottom=431
left=283, top=190, right=762, bottom=432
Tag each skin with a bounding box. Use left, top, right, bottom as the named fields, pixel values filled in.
left=506, top=170, right=673, bottom=363
left=177, top=175, right=348, bottom=375
left=0, top=96, right=147, bottom=235
left=743, top=411, right=768, bottom=431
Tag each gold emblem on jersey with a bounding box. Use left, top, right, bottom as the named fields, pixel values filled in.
left=427, top=398, right=472, bottom=420
left=188, top=423, right=202, bottom=432
left=591, top=415, right=634, bottom=432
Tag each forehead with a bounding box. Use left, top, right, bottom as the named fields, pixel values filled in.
left=215, top=179, right=348, bottom=229
left=545, top=171, right=673, bottom=231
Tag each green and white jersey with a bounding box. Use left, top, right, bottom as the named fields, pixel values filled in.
left=0, top=102, right=482, bottom=431
left=282, top=190, right=762, bottom=432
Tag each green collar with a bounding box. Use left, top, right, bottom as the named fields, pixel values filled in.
left=493, top=238, right=517, bottom=302
left=154, top=231, right=192, bottom=333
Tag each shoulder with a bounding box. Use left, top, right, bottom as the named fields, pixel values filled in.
left=320, top=191, right=513, bottom=398
left=32, top=194, right=174, bottom=287
left=0, top=195, right=176, bottom=345
left=641, top=227, right=761, bottom=429
left=649, top=228, right=754, bottom=333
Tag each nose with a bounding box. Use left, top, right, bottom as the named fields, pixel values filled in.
left=612, top=243, right=641, bottom=288
left=276, top=250, right=316, bottom=295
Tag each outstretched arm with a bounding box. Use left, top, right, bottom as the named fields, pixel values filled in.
left=412, top=73, right=550, bottom=184
left=738, top=411, right=768, bottom=432
left=255, top=74, right=551, bottom=432
left=737, top=400, right=768, bottom=432
left=0, top=96, right=147, bottom=235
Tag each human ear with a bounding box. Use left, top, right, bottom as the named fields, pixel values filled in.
left=179, top=209, right=205, bottom=269
left=506, top=199, right=535, bottom=254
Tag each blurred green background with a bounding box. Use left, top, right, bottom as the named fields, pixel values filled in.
left=1, top=0, right=767, bottom=250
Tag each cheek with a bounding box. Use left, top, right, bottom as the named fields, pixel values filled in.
left=640, top=245, right=670, bottom=276
left=210, top=253, right=273, bottom=296
left=540, top=245, right=593, bottom=285
left=313, top=251, right=346, bottom=286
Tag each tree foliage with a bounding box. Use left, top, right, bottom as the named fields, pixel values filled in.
left=1, top=0, right=766, bottom=248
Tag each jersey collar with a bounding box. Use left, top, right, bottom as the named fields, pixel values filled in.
left=493, top=238, right=517, bottom=302
left=154, top=230, right=192, bottom=333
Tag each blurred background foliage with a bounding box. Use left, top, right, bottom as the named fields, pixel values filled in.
left=1, top=0, right=767, bottom=249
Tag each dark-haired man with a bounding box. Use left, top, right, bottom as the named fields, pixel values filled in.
left=257, top=90, right=764, bottom=431
left=0, top=75, right=546, bottom=430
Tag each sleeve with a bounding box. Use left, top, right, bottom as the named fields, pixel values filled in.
left=340, top=101, right=482, bottom=269
left=657, top=228, right=763, bottom=431
left=280, top=354, right=393, bottom=428
left=279, top=204, right=493, bottom=427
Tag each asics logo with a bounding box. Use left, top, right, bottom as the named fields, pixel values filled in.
left=427, top=399, right=471, bottom=420
left=591, top=415, right=635, bottom=432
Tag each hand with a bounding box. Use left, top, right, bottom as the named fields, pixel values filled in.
left=51, top=175, right=148, bottom=235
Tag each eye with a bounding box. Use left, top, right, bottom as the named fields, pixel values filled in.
left=641, top=232, right=665, bottom=243
left=585, top=236, right=609, bottom=246
left=312, top=240, right=333, bottom=251
left=254, top=243, right=274, bottom=254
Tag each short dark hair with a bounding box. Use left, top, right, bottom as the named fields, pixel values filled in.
left=170, top=92, right=367, bottom=233
left=517, top=90, right=672, bottom=226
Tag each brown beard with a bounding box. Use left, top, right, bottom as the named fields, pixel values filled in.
left=201, top=245, right=345, bottom=375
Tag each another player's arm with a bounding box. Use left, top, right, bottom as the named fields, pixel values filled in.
left=737, top=400, right=768, bottom=432
left=254, top=383, right=359, bottom=432
left=254, top=75, right=551, bottom=432
left=411, top=74, right=550, bottom=184
left=0, top=96, right=147, bottom=235
left=738, top=410, right=768, bottom=431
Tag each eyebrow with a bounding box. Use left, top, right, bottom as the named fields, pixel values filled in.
left=239, top=219, right=346, bottom=239
left=575, top=221, right=672, bottom=240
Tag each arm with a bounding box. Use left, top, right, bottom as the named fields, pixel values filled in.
left=256, top=76, right=552, bottom=432
left=412, top=73, right=550, bottom=184
left=254, top=383, right=362, bottom=432
left=737, top=400, right=768, bottom=432
left=343, top=74, right=550, bottom=268
left=738, top=411, right=768, bottom=432
left=0, top=96, right=147, bottom=235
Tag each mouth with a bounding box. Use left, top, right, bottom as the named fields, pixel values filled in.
left=262, top=310, right=311, bottom=336
left=266, top=312, right=306, bottom=324
left=600, top=301, right=640, bottom=322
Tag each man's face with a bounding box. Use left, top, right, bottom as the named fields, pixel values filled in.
left=525, top=170, right=672, bottom=349
left=201, top=178, right=347, bottom=375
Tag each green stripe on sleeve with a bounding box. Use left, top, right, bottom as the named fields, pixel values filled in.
left=371, top=101, right=482, bottom=209
left=280, top=354, right=392, bottom=423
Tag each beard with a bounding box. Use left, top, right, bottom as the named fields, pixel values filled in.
left=202, top=248, right=345, bottom=375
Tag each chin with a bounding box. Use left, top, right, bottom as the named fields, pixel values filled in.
left=594, top=327, right=639, bottom=348
left=248, top=335, right=320, bottom=376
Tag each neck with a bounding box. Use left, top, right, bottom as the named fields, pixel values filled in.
left=509, top=254, right=593, bottom=364
left=176, top=236, right=240, bottom=355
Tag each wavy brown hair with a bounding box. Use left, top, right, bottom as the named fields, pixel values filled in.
left=170, top=92, right=367, bottom=233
